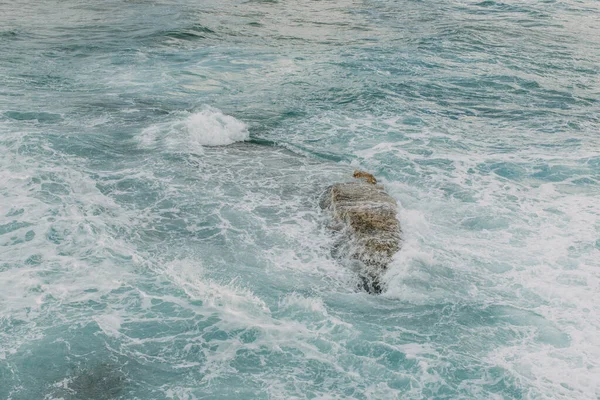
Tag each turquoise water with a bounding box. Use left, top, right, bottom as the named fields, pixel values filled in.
left=1, top=0, right=599, bottom=398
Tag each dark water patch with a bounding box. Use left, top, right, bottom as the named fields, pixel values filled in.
left=62, top=363, right=126, bottom=400
left=280, top=143, right=346, bottom=163
left=160, top=24, right=216, bottom=41
left=247, top=137, right=280, bottom=148
left=531, top=164, right=579, bottom=183
left=4, top=111, right=62, bottom=123
left=5, top=208, right=25, bottom=217
left=472, top=0, right=554, bottom=18
left=0, top=221, right=33, bottom=236
left=0, top=29, right=25, bottom=41
left=477, top=162, right=528, bottom=181
left=570, top=177, right=596, bottom=185
left=582, top=156, right=600, bottom=170
left=0, top=30, right=18, bottom=37
left=12, top=72, right=75, bottom=91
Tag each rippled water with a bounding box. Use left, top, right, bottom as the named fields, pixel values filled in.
left=1, top=0, right=599, bottom=399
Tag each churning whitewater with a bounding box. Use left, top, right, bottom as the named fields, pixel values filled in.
left=1, top=0, right=599, bottom=399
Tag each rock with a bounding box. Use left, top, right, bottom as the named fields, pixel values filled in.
left=353, top=170, right=377, bottom=184
left=320, top=172, right=401, bottom=293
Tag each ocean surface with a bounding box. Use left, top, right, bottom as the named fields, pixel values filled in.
left=1, top=0, right=599, bottom=399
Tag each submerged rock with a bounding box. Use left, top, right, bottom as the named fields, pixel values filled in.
left=320, top=171, right=401, bottom=293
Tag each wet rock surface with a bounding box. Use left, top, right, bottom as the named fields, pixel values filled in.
left=320, top=173, right=401, bottom=293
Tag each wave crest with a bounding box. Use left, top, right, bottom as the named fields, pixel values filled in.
left=184, top=107, right=249, bottom=146
left=138, top=107, right=249, bottom=152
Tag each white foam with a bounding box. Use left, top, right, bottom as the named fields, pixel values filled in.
left=183, top=108, right=249, bottom=146
left=279, top=293, right=328, bottom=316
left=139, top=107, right=249, bottom=152
left=94, top=313, right=122, bottom=338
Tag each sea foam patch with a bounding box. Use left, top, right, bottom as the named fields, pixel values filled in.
left=184, top=107, right=249, bottom=146
left=139, top=107, right=249, bottom=152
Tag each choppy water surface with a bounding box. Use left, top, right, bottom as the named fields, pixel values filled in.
left=1, top=0, right=599, bottom=398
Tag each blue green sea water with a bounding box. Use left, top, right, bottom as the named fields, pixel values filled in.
left=1, top=0, right=599, bottom=398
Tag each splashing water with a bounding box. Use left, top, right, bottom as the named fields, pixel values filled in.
left=1, top=0, right=599, bottom=399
